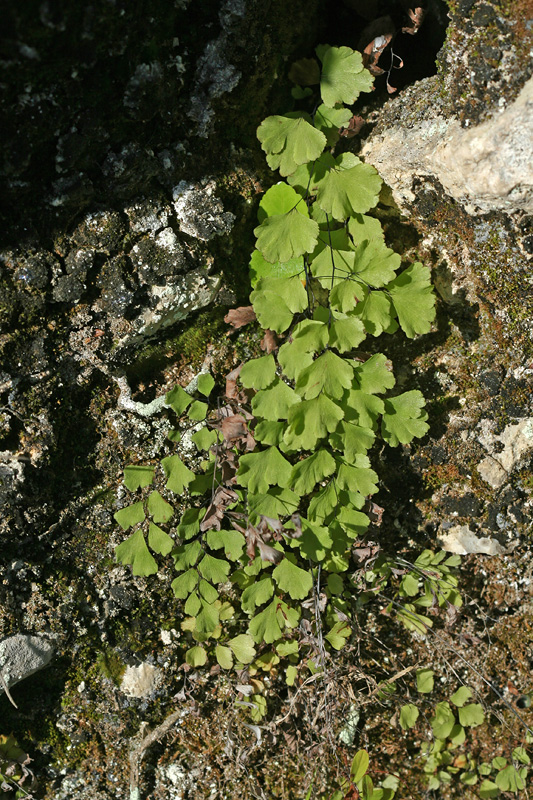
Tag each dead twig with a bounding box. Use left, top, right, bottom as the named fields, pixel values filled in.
left=128, top=709, right=182, bottom=800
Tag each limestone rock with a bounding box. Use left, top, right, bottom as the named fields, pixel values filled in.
left=477, top=418, right=533, bottom=488
left=362, top=77, right=533, bottom=215
left=438, top=525, right=508, bottom=556
left=0, top=633, right=54, bottom=692
left=120, top=662, right=162, bottom=698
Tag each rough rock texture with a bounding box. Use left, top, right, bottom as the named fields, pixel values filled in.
left=0, top=634, right=54, bottom=691
left=363, top=76, right=533, bottom=214
left=1, top=1, right=533, bottom=798
left=0, top=1, right=322, bottom=797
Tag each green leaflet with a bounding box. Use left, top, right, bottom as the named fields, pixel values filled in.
left=184, top=591, right=201, bottom=615
left=350, top=239, right=401, bottom=286
left=191, top=427, right=218, bottom=451
left=241, top=577, right=275, bottom=612
left=353, top=291, right=399, bottom=336
left=185, top=645, right=207, bottom=667
left=329, top=278, right=363, bottom=312
left=228, top=634, right=256, bottom=664
left=431, top=702, right=456, bottom=740
left=123, top=465, right=155, bottom=491
left=249, top=248, right=303, bottom=287
left=381, top=390, right=429, bottom=446
left=251, top=275, right=308, bottom=333
left=388, top=262, right=436, bottom=338
left=292, top=318, right=329, bottom=352
left=257, top=114, right=327, bottom=177
left=311, top=244, right=357, bottom=288
left=450, top=686, right=472, bottom=707
left=416, top=668, right=435, bottom=694
left=114, top=501, right=145, bottom=531
left=458, top=704, right=485, bottom=727
left=198, top=579, right=219, bottom=604
left=176, top=507, right=204, bottom=540
left=195, top=600, right=220, bottom=634
left=198, top=553, right=230, bottom=583
left=296, top=519, right=333, bottom=561
left=330, top=421, right=376, bottom=459
left=354, top=353, right=396, bottom=394
left=187, top=400, right=208, bottom=421
left=247, top=486, right=300, bottom=518
left=173, top=540, right=203, bottom=570
left=166, top=384, right=192, bottom=415
left=278, top=341, right=314, bottom=381
left=336, top=455, right=379, bottom=496
left=239, top=354, right=277, bottom=389
left=495, top=766, right=525, bottom=792
left=215, top=644, right=233, bottom=670
left=197, top=373, right=215, bottom=396
left=148, top=522, right=174, bottom=556
left=161, top=455, right=195, bottom=494
left=314, top=103, right=352, bottom=146
left=272, top=555, right=313, bottom=599
left=248, top=597, right=300, bottom=644
left=342, top=390, right=384, bottom=429
left=284, top=395, right=344, bottom=450
left=236, top=446, right=292, bottom=494
left=314, top=153, right=382, bottom=220
left=295, top=350, right=354, bottom=400
left=351, top=750, right=370, bottom=784
left=254, top=420, right=287, bottom=446
left=290, top=449, right=336, bottom=494
left=171, top=568, right=198, bottom=599
left=318, top=45, right=374, bottom=106
left=336, top=508, right=370, bottom=539
left=307, top=481, right=338, bottom=522
left=206, top=529, right=245, bottom=561
left=258, top=182, right=309, bottom=221
left=348, top=214, right=384, bottom=246
left=147, top=490, right=173, bottom=523
left=324, top=619, right=351, bottom=650
left=115, top=528, right=157, bottom=576
left=399, top=704, right=420, bottom=731
left=251, top=379, right=300, bottom=420
left=328, top=315, right=366, bottom=352
left=254, top=209, right=319, bottom=264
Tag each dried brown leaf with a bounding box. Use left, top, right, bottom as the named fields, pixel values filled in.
left=225, top=364, right=243, bottom=399
left=260, top=329, right=279, bottom=353
left=339, top=115, right=365, bottom=138
left=200, top=486, right=239, bottom=531
left=364, top=500, right=384, bottom=527
left=224, top=306, right=257, bottom=329
left=402, top=6, right=425, bottom=34
left=257, top=540, right=284, bottom=564
left=222, top=414, right=248, bottom=443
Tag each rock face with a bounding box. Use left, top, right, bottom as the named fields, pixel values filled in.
left=0, top=634, right=54, bottom=692
left=0, top=2, right=321, bottom=796
left=1, top=1, right=533, bottom=798
left=363, top=76, right=533, bottom=215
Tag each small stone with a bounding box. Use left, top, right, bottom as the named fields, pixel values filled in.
left=0, top=633, right=54, bottom=691
left=172, top=180, right=235, bottom=241
left=438, top=525, right=508, bottom=555
left=120, top=662, right=162, bottom=698
left=477, top=418, right=533, bottom=488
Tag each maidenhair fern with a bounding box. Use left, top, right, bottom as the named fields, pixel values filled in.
left=109, top=43, right=533, bottom=800
left=113, top=45, right=440, bottom=680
